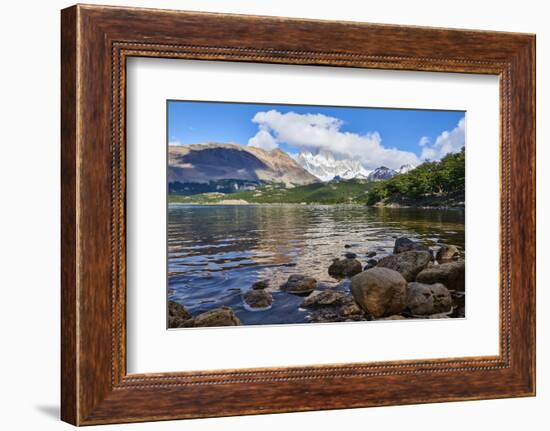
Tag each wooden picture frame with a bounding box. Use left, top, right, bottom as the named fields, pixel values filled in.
left=61, top=4, right=535, bottom=425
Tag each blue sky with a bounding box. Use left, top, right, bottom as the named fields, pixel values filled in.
left=167, top=100, right=465, bottom=170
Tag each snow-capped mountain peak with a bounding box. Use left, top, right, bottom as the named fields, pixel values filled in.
left=367, top=166, right=398, bottom=181
left=294, top=150, right=371, bottom=182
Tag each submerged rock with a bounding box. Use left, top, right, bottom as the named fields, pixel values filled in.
left=281, top=274, right=317, bottom=295
left=350, top=267, right=408, bottom=318
left=168, top=300, right=192, bottom=328
left=376, top=250, right=432, bottom=282
left=366, top=251, right=377, bottom=258
left=184, top=306, right=241, bottom=327
left=251, top=280, right=269, bottom=290
left=416, top=260, right=465, bottom=291
left=345, top=252, right=358, bottom=259
left=436, top=244, right=460, bottom=263
left=301, top=290, right=346, bottom=309
left=406, top=282, right=452, bottom=315
left=393, top=237, right=431, bottom=254
left=243, top=289, right=273, bottom=310
left=328, top=258, right=362, bottom=278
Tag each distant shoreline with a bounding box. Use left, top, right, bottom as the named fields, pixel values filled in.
left=168, top=200, right=464, bottom=211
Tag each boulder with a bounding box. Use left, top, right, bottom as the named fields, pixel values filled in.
left=301, top=290, right=346, bottom=309
left=345, top=252, right=358, bottom=259
left=350, top=267, right=408, bottom=318
left=168, top=300, right=192, bottom=328
left=366, top=251, right=377, bottom=258
left=416, top=260, right=465, bottom=291
left=243, top=289, right=273, bottom=310
left=376, top=250, right=432, bottom=282
left=393, top=237, right=431, bottom=254
left=184, top=306, right=241, bottom=327
left=281, top=274, right=317, bottom=295
left=252, top=280, right=269, bottom=290
left=328, top=258, right=362, bottom=278
left=436, top=244, right=460, bottom=263
left=406, top=282, right=452, bottom=315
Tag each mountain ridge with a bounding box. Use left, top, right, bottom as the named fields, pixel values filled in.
left=294, top=150, right=371, bottom=182
left=168, top=143, right=318, bottom=187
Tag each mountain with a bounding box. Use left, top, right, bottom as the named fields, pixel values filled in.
left=168, top=143, right=318, bottom=188
left=294, top=150, right=371, bottom=182
left=367, top=166, right=398, bottom=181
left=398, top=164, right=415, bottom=174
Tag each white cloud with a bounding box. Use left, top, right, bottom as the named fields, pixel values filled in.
left=420, top=117, right=465, bottom=161
left=169, top=140, right=183, bottom=146
left=247, top=128, right=279, bottom=150
left=418, top=136, right=430, bottom=147
left=247, top=110, right=419, bottom=170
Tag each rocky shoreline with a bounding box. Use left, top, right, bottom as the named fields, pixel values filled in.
left=168, top=236, right=465, bottom=328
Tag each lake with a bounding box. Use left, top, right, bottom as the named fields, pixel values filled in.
left=167, top=204, right=465, bottom=326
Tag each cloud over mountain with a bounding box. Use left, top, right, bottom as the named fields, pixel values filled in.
left=420, top=117, right=465, bottom=161
left=247, top=110, right=420, bottom=170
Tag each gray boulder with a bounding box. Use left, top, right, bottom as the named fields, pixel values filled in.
left=406, top=282, right=452, bottom=315
left=184, top=306, right=241, bottom=327
left=281, top=274, right=317, bottom=295
left=350, top=267, right=408, bottom=318
left=328, top=258, right=362, bottom=278
left=376, top=250, right=432, bottom=282
left=243, top=289, right=273, bottom=310
left=416, top=260, right=465, bottom=291
left=393, top=237, right=431, bottom=254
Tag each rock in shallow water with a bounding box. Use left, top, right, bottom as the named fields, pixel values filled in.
left=243, top=289, right=273, bottom=310
left=416, top=260, right=465, bottom=291
left=168, top=300, right=192, bottom=328
left=251, top=280, right=269, bottom=290
left=300, top=290, right=346, bottom=309
left=350, top=267, right=408, bottom=318
left=183, top=306, right=241, bottom=327
left=393, top=237, right=431, bottom=254
left=406, top=282, right=452, bottom=315
left=376, top=250, right=432, bottom=282
left=436, top=244, right=460, bottom=263
left=281, top=274, right=317, bottom=295
left=328, top=258, right=362, bottom=278
left=344, top=252, right=358, bottom=259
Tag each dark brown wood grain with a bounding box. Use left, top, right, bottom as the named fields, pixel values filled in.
left=61, top=4, right=536, bottom=426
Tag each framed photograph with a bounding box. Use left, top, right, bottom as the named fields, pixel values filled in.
left=61, top=4, right=536, bottom=425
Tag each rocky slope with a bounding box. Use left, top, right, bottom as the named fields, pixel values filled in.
left=168, top=143, right=318, bottom=187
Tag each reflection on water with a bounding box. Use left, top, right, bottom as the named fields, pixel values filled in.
left=167, top=204, right=465, bottom=325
